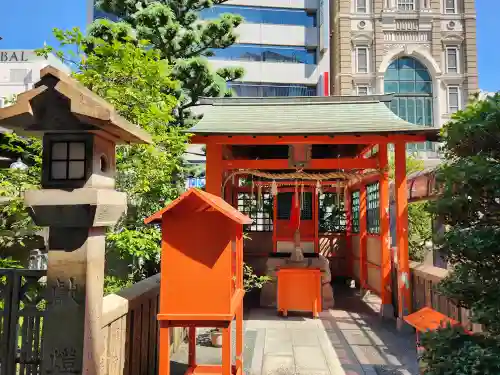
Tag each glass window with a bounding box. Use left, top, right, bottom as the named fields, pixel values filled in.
left=446, top=48, right=458, bottom=73
left=445, top=0, right=456, bottom=13
left=301, top=192, right=313, bottom=220
left=210, top=44, right=317, bottom=64
left=448, top=86, right=460, bottom=113
left=229, top=82, right=317, bottom=97
left=351, top=191, right=360, bottom=234
left=356, top=47, right=368, bottom=73
left=356, top=0, right=367, bottom=13
left=50, top=141, right=86, bottom=180
left=199, top=5, right=316, bottom=27
left=397, top=0, right=415, bottom=11
left=319, top=192, right=346, bottom=233
left=367, top=183, right=380, bottom=234
left=357, top=86, right=369, bottom=95
left=238, top=192, right=273, bottom=232
left=384, top=56, right=434, bottom=151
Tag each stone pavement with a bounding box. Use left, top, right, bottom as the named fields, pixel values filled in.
left=170, top=284, right=419, bottom=375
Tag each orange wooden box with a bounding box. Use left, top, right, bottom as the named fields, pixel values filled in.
left=404, top=307, right=466, bottom=374
left=145, top=188, right=252, bottom=322
left=276, top=268, right=322, bottom=318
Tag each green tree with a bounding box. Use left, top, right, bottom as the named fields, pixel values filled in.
left=420, top=93, right=500, bottom=374
left=91, top=0, right=244, bottom=126
left=38, top=26, right=188, bottom=285
left=0, top=115, right=43, bottom=258
left=389, top=152, right=432, bottom=262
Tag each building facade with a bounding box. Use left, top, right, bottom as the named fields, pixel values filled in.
left=91, top=0, right=330, bottom=98
left=0, top=50, right=71, bottom=107
left=199, top=0, right=330, bottom=97
left=330, top=0, right=478, bottom=155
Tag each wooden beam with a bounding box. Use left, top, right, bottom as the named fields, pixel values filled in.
left=223, top=158, right=378, bottom=170
left=358, top=144, right=376, bottom=157
left=191, top=134, right=429, bottom=145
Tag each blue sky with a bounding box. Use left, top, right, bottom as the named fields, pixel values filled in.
left=0, top=0, right=498, bottom=91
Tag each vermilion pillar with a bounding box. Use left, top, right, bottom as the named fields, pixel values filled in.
left=359, top=184, right=367, bottom=290
left=345, top=188, right=353, bottom=278
left=395, top=142, right=411, bottom=325
left=205, top=143, right=223, bottom=196
left=378, top=144, right=392, bottom=316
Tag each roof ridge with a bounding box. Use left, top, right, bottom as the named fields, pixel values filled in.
left=199, top=95, right=395, bottom=106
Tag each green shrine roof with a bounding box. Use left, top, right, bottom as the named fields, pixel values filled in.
left=188, top=95, right=440, bottom=140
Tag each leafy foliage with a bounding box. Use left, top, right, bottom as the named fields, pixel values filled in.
left=421, top=93, right=500, bottom=373
left=91, top=0, right=244, bottom=126
left=38, top=26, right=187, bottom=284
left=0, top=127, right=42, bottom=253
left=389, top=152, right=432, bottom=262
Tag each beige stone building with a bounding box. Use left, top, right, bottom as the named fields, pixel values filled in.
left=330, top=0, right=478, bottom=156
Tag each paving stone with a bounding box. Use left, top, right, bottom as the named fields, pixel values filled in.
left=265, top=329, right=293, bottom=355
left=291, top=329, right=319, bottom=346
left=261, top=354, right=295, bottom=375
left=295, top=367, right=331, bottom=375
left=293, top=346, right=329, bottom=371
left=349, top=345, right=388, bottom=366
left=341, top=330, right=376, bottom=346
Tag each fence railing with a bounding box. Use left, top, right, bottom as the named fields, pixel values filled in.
left=100, top=274, right=187, bottom=375
left=409, top=262, right=482, bottom=332
left=0, top=270, right=186, bottom=375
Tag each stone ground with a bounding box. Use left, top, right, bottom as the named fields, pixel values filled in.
left=170, top=284, right=418, bottom=375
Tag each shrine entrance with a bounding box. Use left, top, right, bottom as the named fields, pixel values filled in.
left=190, top=95, right=440, bottom=323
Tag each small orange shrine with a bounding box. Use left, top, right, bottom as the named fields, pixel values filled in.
left=145, top=188, right=252, bottom=375
left=187, top=95, right=440, bottom=322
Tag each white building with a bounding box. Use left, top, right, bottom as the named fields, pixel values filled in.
left=199, top=0, right=330, bottom=97
left=0, top=50, right=71, bottom=107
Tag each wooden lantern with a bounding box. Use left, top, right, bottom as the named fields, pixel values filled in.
left=145, top=188, right=252, bottom=375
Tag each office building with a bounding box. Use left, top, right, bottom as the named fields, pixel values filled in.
left=199, top=0, right=330, bottom=97
left=90, top=0, right=330, bottom=98
left=330, top=0, right=478, bottom=156
left=0, top=50, right=71, bottom=106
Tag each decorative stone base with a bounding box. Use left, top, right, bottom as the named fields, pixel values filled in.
left=260, top=254, right=334, bottom=309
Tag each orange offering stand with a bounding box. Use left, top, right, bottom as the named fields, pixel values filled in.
left=276, top=268, right=322, bottom=318
left=404, top=307, right=465, bottom=374
left=145, top=188, right=252, bottom=375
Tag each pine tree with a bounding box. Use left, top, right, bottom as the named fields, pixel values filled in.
left=92, top=0, right=244, bottom=126
left=420, top=93, right=500, bottom=374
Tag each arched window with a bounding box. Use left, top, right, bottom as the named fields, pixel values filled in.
left=384, top=57, right=435, bottom=152
left=384, top=57, right=433, bottom=127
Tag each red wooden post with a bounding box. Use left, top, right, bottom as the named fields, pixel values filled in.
left=158, top=321, right=170, bottom=375
left=395, top=142, right=411, bottom=323
left=314, top=186, right=319, bottom=253
left=359, top=184, right=368, bottom=290
left=188, top=327, right=196, bottom=367
left=345, top=187, right=353, bottom=278
left=379, top=144, right=392, bottom=315
left=206, top=143, right=223, bottom=196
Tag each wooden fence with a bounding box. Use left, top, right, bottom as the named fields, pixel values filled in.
left=410, top=261, right=482, bottom=332
left=0, top=270, right=186, bottom=375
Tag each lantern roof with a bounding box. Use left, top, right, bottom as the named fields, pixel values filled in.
left=0, top=66, right=152, bottom=145
left=144, top=188, right=253, bottom=225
